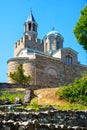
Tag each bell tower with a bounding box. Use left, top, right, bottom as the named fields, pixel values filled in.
left=24, top=10, right=38, bottom=40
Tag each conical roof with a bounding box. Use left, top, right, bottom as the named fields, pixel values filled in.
left=26, top=10, right=36, bottom=22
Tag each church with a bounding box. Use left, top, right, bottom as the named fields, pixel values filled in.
left=7, top=10, right=87, bottom=87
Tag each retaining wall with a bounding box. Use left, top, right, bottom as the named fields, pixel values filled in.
left=0, top=109, right=87, bottom=130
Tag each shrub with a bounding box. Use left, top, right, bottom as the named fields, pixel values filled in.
left=56, top=75, right=87, bottom=105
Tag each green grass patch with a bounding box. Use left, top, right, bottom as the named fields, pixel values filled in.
left=26, top=102, right=39, bottom=111
left=54, top=104, right=87, bottom=110
left=0, top=91, right=24, bottom=103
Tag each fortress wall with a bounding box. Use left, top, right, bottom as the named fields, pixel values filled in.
left=14, top=35, right=44, bottom=57
left=24, top=35, right=44, bottom=52
left=14, top=36, right=25, bottom=57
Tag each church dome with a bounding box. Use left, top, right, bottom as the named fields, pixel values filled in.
left=47, top=30, right=59, bottom=36
left=43, top=30, right=64, bottom=52
left=46, top=30, right=63, bottom=38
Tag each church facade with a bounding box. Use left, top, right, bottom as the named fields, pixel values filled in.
left=7, top=11, right=87, bottom=87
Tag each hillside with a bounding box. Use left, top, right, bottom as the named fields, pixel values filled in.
left=31, top=88, right=69, bottom=105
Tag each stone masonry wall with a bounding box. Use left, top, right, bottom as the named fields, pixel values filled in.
left=0, top=109, right=87, bottom=130
left=14, top=35, right=44, bottom=57
left=65, top=64, right=87, bottom=85
left=7, top=58, right=36, bottom=85
left=7, top=54, right=87, bottom=87
left=35, top=54, right=65, bottom=87
left=61, top=48, right=78, bottom=64
left=24, top=35, right=44, bottom=52
left=14, top=36, right=25, bottom=57
left=35, top=54, right=87, bottom=87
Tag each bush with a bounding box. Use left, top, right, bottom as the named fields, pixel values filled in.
left=56, top=75, right=87, bottom=105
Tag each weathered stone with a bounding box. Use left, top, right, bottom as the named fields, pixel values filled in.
left=24, top=89, right=34, bottom=103
left=0, top=109, right=87, bottom=129
left=18, top=126, right=25, bottom=130
left=15, top=98, right=22, bottom=104
left=3, top=99, right=11, bottom=105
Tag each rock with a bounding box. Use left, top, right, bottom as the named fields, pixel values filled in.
left=72, top=126, right=82, bottom=130
left=3, top=99, right=11, bottom=105
left=24, top=89, right=34, bottom=103
left=2, top=125, right=10, bottom=130
left=18, top=126, right=25, bottom=130
left=0, top=100, right=4, bottom=105
left=15, top=98, right=22, bottom=104
left=33, top=119, right=40, bottom=128
left=8, top=106, right=14, bottom=112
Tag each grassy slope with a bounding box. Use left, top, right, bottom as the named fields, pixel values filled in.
left=31, top=88, right=69, bottom=105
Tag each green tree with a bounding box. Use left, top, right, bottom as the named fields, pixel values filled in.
left=73, top=5, right=87, bottom=51
left=9, top=64, right=32, bottom=86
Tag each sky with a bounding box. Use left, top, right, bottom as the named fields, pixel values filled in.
left=0, top=0, right=87, bottom=82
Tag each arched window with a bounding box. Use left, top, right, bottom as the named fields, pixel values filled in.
left=33, top=23, right=36, bottom=31
left=28, top=23, right=31, bottom=31
left=45, top=43, right=48, bottom=52
left=57, top=42, right=60, bottom=49
left=66, top=55, right=72, bottom=64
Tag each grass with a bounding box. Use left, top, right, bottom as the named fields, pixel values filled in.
left=30, top=88, right=87, bottom=110
left=54, top=104, right=87, bottom=110
left=0, top=87, right=87, bottom=111
left=0, top=91, right=24, bottom=102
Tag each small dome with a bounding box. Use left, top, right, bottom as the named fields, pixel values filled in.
left=46, top=30, right=61, bottom=37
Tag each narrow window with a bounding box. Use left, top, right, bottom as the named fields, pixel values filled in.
left=46, top=43, right=47, bottom=52
left=28, top=23, right=31, bottom=31
left=33, top=23, right=36, bottom=31
left=66, top=55, right=72, bottom=64
left=57, top=42, right=60, bottom=49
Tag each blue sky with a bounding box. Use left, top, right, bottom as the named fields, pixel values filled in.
left=0, top=0, right=87, bottom=82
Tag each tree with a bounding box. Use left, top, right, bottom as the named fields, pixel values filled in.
left=73, top=5, right=87, bottom=51
left=9, top=64, right=32, bottom=86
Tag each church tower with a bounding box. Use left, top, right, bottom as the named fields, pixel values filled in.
left=14, top=10, right=43, bottom=57
left=24, top=10, right=38, bottom=41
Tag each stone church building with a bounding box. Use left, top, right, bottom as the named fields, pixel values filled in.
left=7, top=11, right=87, bottom=87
